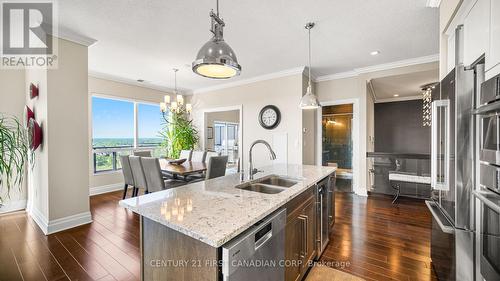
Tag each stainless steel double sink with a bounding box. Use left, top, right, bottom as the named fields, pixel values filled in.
left=235, top=175, right=299, bottom=194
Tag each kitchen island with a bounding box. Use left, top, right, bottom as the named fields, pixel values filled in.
left=120, top=164, right=336, bottom=281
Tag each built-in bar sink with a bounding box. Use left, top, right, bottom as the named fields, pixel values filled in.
left=254, top=175, right=298, bottom=188
left=236, top=183, right=285, bottom=194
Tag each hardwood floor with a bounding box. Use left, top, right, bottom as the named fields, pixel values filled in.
left=0, top=191, right=141, bottom=281
left=321, top=192, right=438, bottom=281
left=0, top=190, right=436, bottom=281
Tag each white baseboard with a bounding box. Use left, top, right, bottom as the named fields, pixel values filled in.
left=29, top=207, right=92, bottom=235
left=47, top=211, right=92, bottom=234
left=29, top=206, right=49, bottom=234
left=0, top=199, right=27, bottom=214
left=89, top=183, right=124, bottom=196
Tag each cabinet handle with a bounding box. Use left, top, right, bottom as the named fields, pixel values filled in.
left=300, top=215, right=308, bottom=258
left=298, top=215, right=307, bottom=259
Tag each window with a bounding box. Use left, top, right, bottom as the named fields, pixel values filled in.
left=92, top=96, right=165, bottom=173
left=137, top=103, right=162, bottom=147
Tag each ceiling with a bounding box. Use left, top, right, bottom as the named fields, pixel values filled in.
left=58, top=0, right=439, bottom=92
left=370, top=68, right=439, bottom=102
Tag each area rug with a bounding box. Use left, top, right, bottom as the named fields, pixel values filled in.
left=305, top=264, right=365, bottom=281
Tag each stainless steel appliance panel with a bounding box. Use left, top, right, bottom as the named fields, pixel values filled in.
left=316, top=177, right=330, bottom=257
left=222, top=208, right=286, bottom=281
left=440, top=69, right=457, bottom=224
left=427, top=200, right=456, bottom=281
left=480, top=114, right=500, bottom=165
left=474, top=189, right=500, bottom=281
left=479, top=74, right=500, bottom=106
left=480, top=163, right=500, bottom=194
left=455, top=63, right=475, bottom=230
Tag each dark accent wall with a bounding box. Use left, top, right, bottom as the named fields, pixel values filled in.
left=374, top=100, right=430, bottom=154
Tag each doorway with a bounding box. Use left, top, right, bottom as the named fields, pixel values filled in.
left=321, top=103, right=354, bottom=192
left=203, top=107, right=242, bottom=174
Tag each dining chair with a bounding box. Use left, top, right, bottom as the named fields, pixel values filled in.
left=134, top=150, right=152, bottom=157
left=129, top=156, right=148, bottom=196
left=179, top=150, right=192, bottom=161
left=119, top=155, right=136, bottom=199
left=191, top=150, right=207, bottom=162
left=204, top=151, right=219, bottom=163
left=140, top=157, right=166, bottom=193
left=206, top=156, right=229, bottom=180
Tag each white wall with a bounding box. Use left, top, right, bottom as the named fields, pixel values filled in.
left=0, top=69, right=27, bottom=213
left=316, top=77, right=368, bottom=196
left=25, top=38, right=92, bottom=233
left=191, top=74, right=304, bottom=170
left=88, top=77, right=174, bottom=190
left=302, top=70, right=317, bottom=165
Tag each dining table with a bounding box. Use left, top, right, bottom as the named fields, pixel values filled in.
left=159, top=159, right=207, bottom=179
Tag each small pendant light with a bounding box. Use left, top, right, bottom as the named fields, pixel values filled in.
left=192, top=0, right=241, bottom=79
left=300, top=22, right=320, bottom=110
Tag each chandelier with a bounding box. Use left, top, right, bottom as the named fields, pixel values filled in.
left=160, top=69, right=192, bottom=115
left=421, top=83, right=438, bottom=127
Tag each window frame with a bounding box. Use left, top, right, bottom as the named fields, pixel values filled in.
left=91, top=94, right=164, bottom=174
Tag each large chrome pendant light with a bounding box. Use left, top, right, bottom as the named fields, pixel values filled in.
left=192, top=0, right=241, bottom=79
left=300, top=22, right=320, bottom=110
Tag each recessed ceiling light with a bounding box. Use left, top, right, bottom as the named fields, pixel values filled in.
left=370, top=51, right=380, bottom=56
left=393, top=94, right=399, bottom=97
left=137, top=79, right=145, bottom=83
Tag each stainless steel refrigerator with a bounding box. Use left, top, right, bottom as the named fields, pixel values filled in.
left=427, top=25, right=484, bottom=281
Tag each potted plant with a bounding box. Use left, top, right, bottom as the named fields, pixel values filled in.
left=0, top=114, right=29, bottom=204
left=160, top=107, right=199, bottom=159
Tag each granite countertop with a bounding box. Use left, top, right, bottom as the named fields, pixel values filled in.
left=119, top=164, right=335, bottom=248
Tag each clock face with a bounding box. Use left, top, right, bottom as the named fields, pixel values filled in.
left=259, top=105, right=281, bottom=129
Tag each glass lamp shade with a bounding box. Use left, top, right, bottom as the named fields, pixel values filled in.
left=170, top=101, right=178, bottom=111
left=177, top=95, right=184, bottom=105
left=300, top=85, right=320, bottom=109
left=164, top=95, right=170, bottom=104
left=192, top=39, right=241, bottom=79
left=160, top=102, right=167, bottom=113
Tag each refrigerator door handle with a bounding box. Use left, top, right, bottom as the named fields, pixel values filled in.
left=425, top=201, right=455, bottom=234
left=431, top=100, right=451, bottom=191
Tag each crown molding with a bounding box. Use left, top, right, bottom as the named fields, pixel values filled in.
left=44, top=23, right=97, bottom=47
left=315, top=54, right=439, bottom=82
left=193, top=67, right=305, bottom=94
left=88, top=70, right=192, bottom=95
left=375, top=95, right=423, bottom=103
left=57, top=26, right=97, bottom=47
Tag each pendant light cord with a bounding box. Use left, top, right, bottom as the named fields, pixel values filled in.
left=216, top=0, right=219, bottom=16
left=173, top=68, right=178, bottom=93
left=308, top=26, right=311, bottom=86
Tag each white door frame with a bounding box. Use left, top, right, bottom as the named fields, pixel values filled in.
left=202, top=105, right=243, bottom=164
left=316, top=98, right=360, bottom=194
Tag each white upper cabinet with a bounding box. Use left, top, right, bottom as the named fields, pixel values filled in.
left=487, top=0, right=500, bottom=72
left=464, top=0, right=490, bottom=66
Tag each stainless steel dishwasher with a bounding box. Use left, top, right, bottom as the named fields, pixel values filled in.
left=222, top=208, right=286, bottom=281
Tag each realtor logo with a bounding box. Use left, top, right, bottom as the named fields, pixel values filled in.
left=1, top=1, right=57, bottom=68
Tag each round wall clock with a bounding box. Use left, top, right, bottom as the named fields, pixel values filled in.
left=259, top=105, right=281, bottom=130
